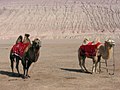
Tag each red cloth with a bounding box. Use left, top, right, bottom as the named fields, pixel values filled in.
left=87, top=42, right=93, bottom=45
left=80, top=42, right=101, bottom=57
left=11, top=42, right=30, bottom=58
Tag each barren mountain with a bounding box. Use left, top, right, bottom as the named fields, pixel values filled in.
left=0, top=0, right=120, bottom=39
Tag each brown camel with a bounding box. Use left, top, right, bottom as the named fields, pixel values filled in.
left=78, top=38, right=115, bottom=74
left=10, top=35, right=41, bottom=78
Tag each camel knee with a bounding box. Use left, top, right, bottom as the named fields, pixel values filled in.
left=16, top=62, right=19, bottom=69
left=11, top=64, right=14, bottom=71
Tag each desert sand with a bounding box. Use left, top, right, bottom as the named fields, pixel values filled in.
left=0, top=38, right=120, bottom=90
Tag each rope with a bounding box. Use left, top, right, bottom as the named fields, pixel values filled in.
left=109, top=46, right=115, bottom=75
left=113, top=46, right=115, bottom=74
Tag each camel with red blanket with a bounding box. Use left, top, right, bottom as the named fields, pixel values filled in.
left=10, top=34, right=41, bottom=78
left=78, top=38, right=115, bottom=74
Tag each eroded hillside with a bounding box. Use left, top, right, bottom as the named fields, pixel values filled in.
left=0, top=0, right=120, bottom=39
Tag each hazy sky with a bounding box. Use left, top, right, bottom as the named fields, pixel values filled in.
left=0, top=0, right=119, bottom=6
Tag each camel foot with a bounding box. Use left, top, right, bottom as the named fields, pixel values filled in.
left=22, top=75, right=31, bottom=79
left=22, top=75, right=28, bottom=79
left=86, top=71, right=92, bottom=74
left=27, top=75, right=31, bottom=78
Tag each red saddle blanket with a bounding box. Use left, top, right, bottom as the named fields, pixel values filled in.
left=11, top=42, right=30, bottom=58
left=80, top=42, right=101, bottom=57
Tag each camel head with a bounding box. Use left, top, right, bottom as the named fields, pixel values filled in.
left=105, top=39, right=115, bottom=49
left=32, top=38, right=41, bottom=50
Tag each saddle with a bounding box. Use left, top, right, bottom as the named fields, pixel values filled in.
left=80, top=42, right=101, bottom=57
left=11, top=42, right=30, bottom=58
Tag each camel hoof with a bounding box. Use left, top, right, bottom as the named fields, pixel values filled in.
left=27, top=75, right=31, bottom=78
left=22, top=75, right=31, bottom=79
left=22, top=75, right=28, bottom=79
left=80, top=69, right=84, bottom=72
left=85, top=71, right=92, bottom=74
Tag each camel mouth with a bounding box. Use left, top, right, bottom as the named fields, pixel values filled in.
left=112, top=43, right=115, bottom=46
left=32, top=38, right=41, bottom=48
left=111, top=42, right=115, bottom=46
left=110, top=44, right=114, bottom=48
left=110, top=42, right=115, bottom=47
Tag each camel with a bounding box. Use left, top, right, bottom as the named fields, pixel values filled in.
left=78, top=38, right=115, bottom=74
left=10, top=35, right=41, bottom=78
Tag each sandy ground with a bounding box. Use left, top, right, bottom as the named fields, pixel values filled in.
left=0, top=39, right=120, bottom=90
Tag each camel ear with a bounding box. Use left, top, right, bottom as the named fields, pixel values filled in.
left=32, top=41, right=34, bottom=44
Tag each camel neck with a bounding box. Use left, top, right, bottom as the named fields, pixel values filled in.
left=103, top=45, right=112, bottom=59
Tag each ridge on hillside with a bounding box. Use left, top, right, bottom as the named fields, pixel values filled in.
left=0, top=0, right=120, bottom=39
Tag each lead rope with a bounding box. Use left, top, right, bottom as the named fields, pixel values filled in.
left=109, top=46, right=115, bottom=75
left=113, top=46, right=115, bottom=75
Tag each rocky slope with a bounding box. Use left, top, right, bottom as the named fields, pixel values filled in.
left=0, top=0, right=120, bottom=40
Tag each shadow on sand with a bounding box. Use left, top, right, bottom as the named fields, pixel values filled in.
left=0, top=70, right=24, bottom=78
left=60, top=68, right=92, bottom=74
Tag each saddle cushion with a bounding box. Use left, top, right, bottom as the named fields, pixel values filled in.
left=80, top=42, right=101, bottom=57
left=11, top=42, right=30, bottom=58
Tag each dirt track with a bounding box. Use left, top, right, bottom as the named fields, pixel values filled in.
left=0, top=39, right=120, bottom=90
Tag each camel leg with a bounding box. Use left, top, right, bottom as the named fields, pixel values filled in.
left=93, top=56, right=100, bottom=73
left=23, top=66, right=26, bottom=76
left=82, top=57, right=88, bottom=72
left=26, top=61, right=32, bottom=78
left=95, top=61, right=100, bottom=73
left=21, top=58, right=27, bottom=78
left=16, top=57, right=20, bottom=75
left=78, top=55, right=84, bottom=71
left=23, top=67, right=25, bottom=75
left=92, top=61, right=95, bottom=73
left=99, top=61, right=101, bottom=73
left=10, top=58, right=14, bottom=73
left=22, top=66, right=27, bottom=79
left=95, top=62, right=98, bottom=73
left=22, top=63, right=28, bottom=79
left=98, top=56, right=101, bottom=73
left=78, top=49, right=84, bottom=71
left=94, top=56, right=101, bottom=73
left=22, top=53, right=28, bottom=78
left=105, top=59, right=108, bottom=72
